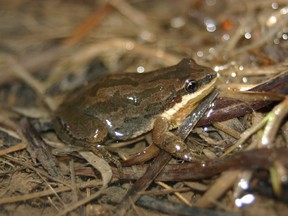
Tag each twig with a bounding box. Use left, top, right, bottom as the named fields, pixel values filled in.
left=64, top=3, right=113, bottom=46
left=0, top=179, right=104, bottom=204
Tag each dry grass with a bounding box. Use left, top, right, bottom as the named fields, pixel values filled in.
left=0, top=0, right=288, bottom=215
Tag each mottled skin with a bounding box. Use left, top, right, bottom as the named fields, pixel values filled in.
left=53, top=58, right=217, bottom=162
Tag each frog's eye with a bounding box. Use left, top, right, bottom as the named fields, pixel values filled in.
left=185, top=80, right=197, bottom=93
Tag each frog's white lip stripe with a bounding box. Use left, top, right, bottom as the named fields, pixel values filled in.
left=161, top=78, right=217, bottom=120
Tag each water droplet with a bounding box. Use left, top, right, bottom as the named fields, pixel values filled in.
left=222, top=33, right=230, bottom=41
left=197, top=51, right=204, bottom=57
left=125, top=42, right=135, bottom=50
left=267, top=15, right=277, bottom=26
left=170, top=16, right=185, bottom=28
left=205, top=0, right=216, bottom=6
left=238, top=178, right=249, bottom=190
left=137, top=66, right=145, bottom=73
left=272, top=2, right=279, bottom=9
left=231, top=72, right=237, bottom=77
left=242, top=77, right=248, bottom=83
left=280, top=7, right=288, bottom=15
left=205, top=19, right=216, bottom=32
left=235, top=194, right=255, bottom=207
left=244, top=32, right=251, bottom=39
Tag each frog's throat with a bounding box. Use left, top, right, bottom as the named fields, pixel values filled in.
left=161, top=77, right=217, bottom=123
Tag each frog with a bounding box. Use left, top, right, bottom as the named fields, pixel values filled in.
left=52, top=58, right=217, bottom=164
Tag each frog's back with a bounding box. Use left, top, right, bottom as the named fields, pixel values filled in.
left=78, top=72, right=177, bottom=140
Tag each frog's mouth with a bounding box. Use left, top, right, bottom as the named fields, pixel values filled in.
left=161, top=75, right=217, bottom=126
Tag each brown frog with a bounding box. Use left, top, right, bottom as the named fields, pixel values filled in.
left=53, top=58, right=217, bottom=163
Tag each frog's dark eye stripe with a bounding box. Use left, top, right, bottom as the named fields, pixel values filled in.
left=185, top=79, right=197, bottom=93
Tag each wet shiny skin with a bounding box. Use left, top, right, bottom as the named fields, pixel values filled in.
left=53, top=58, right=217, bottom=161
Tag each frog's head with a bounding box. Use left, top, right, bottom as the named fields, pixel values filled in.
left=159, top=58, right=217, bottom=125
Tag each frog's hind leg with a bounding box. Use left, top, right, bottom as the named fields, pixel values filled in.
left=121, top=143, right=160, bottom=166
left=153, top=117, right=201, bottom=162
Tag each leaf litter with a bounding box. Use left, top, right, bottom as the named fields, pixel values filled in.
left=0, top=0, right=288, bottom=215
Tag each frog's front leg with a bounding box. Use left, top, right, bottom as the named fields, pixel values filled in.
left=153, top=117, right=200, bottom=161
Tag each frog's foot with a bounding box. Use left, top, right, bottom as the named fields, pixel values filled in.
left=90, top=145, right=123, bottom=174
left=153, top=117, right=201, bottom=162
